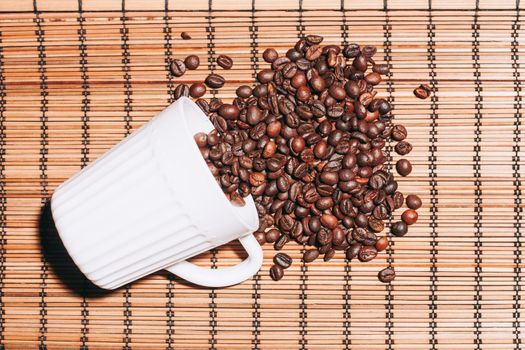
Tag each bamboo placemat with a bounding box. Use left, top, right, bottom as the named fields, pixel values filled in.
left=0, top=0, right=524, bottom=349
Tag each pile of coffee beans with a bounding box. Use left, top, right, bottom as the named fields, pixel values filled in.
left=171, top=35, right=422, bottom=283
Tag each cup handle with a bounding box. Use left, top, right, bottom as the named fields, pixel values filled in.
left=165, top=234, right=263, bottom=287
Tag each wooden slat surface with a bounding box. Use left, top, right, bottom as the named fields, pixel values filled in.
left=0, top=0, right=524, bottom=349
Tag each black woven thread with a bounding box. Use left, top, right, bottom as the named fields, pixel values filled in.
left=0, top=23, right=6, bottom=349
left=163, top=0, right=175, bottom=105
left=471, top=3, right=483, bottom=348
left=120, top=1, right=133, bottom=349
left=162, top=2, right=176, bottom=347
left=249, top=1, right=261, bottom=348
left=77, top=1, right=91, bottom=348
left=382, top=2, right=395, bottom=348
left=206, top=1, right=218, bottom=349
left=34, top=1, right=49, bottom=348
left=511, top=2, right=523, bottom=349
left=339, top=3, right=351, bottom=349
left=296, top=3, right=307, bottom=349
left=426, top=2, right=439, bottom=348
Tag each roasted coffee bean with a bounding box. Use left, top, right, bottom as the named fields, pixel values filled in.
left=396, top=159, right=412, bottom=176
left=274, top=234, right=289, bottom=250
left=373, top=64, right=390, bottom=75
left=184, top=55, right=200, bottom=70
left=236, top=85, right=252, bottom=98
left=180, top=32, right=192, bottom=40
left=406, top=194, right=422, bottom=210
left=393, top=191, right=404, bottom=209
left=352, top=55, right=368, bottom=72
left=402, top=209, right=418, bottom=225
left=258, top=69, right=275, bottom=83
left=189, top=83, right=206, bottom=98
left=174, top=84, right=190, bottom=99
left=303, top=248, right=320, bottom=262
left=263, top=48, right=279, bottom=63
left=218, top=104, right=240, bottom=119
left=414, top=84, right=431, bottom=99
left=343, top=43, right=360, bottom=58
left=378, top=267, right=395, bottom=283
left=266, top=228, right=281, bottom=243
left=332, top=227, right=346, bottom=246
left=194, top=132, right=208, bottom=148
left=254, top=231, right=266, bottom=245
left=170, top=59, right=186, bottom=77
left=362, top=45, right=377, bottom=57
left=205, top=74, right=225, bottom=89
left=274, top=253, right=293, bottom=268
left=353, top=227, right=377, bottom=246
left=368, top=217, right=384, bottom=233
left=216, top=54, right=233, bottom=69
left=375, top=236, right=388, bottom=251
left=270, top=264, right=284, bottom=281
left=391, top=221, right=408, bottom=237
left=358, top=246, right=377, bottom=262
left=395, top=141, right=413, bottom=155
left=323, top=249, right=336, bottom=262
left=391, top=125, right=407, bottom=141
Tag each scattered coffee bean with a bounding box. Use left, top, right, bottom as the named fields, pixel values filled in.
left=205, top=73, right=225, bottom=89
left=263, top=48, right=279, bottom=63
left=414, top=83, right=432, bottom=99
left=396, top=159, right=412, bottom=176
left=375, top=236, right=388, bottom=251
left=378, top=267, right=396, bottom=283
left=180, top=32, right=192, bottom=40
left=303, top=248, right=320, bottom=262
left=391, top=221, right=408, bottom=237
left=395, top=141, right=412, bottom=155
left=406, top=194, right=422, bottom=210
left=189, top=83, right=206, bottom=98
left=401, top=209, right=418, bottom=225
left=174, top=84, right=190, bottom=99
left=270, top=264, right=284, bottom=281
left=217, top=54, right=233, bottom=69
left=274, top=253, right=293, bottom=268
left=391, top=125, right=407, bottom=141
left=184, top=55, right=200, bottom=70
left=170, top=59, right=186, bottom=77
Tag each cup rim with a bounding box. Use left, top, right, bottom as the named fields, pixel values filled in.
left=176, top=97, right=260, bottom=233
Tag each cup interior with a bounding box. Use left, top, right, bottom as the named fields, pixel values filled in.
left=177, top=97, right=259, bottom=233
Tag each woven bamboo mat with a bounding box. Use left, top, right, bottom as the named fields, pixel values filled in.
left=0, top=0, right=524, bottom=349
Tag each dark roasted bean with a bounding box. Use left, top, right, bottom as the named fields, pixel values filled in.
left=170, top=59, right=186, bottom=77
left=396, top=159, right=412, bottom=176
left=180, top=32, right=192, bottom=40
left=184, top=55, right=200, bottom=70
left=270, top=264, right=284, bottom=281
left=189, top=83, right=206, bottom=98
left=406, top=194, right=422, bottom=210
left=378, top=267, right=396, bottom=283
left=274, top=253, right=293, bottom=268
left=303, top=248, right=320, bottom=262
left=216, top=54, right=233, bottom=69
left=205, top=74, right=225, bottom=89
left=391, top=221, right=408, bottom=237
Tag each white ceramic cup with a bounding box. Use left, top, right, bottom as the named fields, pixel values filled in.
left=51, top=97, right=262, bottom=289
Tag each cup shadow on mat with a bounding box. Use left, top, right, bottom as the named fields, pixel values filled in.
left=39, top=202, right=250, bottom=292
left=39, top=202, right=110, bottom=297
